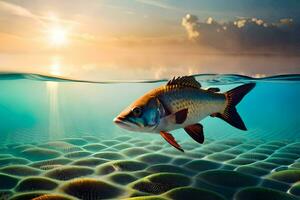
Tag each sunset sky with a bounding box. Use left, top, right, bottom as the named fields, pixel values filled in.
left=0, top=0, right=299, bottom=79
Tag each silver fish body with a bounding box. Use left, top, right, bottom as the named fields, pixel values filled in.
left=152, top=85, right=226, bottom=132
left=114, top=76, right=255, bottom=152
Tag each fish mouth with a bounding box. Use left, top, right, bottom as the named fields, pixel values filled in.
left=113, top=117, right=129, bottom=127
left=113, top=116, right=141, bottom=128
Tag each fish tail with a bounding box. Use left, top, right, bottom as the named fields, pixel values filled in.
left=211, top=83, right=255, bottom=130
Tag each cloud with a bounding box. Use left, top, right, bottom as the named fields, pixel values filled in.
left=181, top=14, right=200, bottom=39
left=0, top=0, right=39, bottom=19
left=136, top=0, right=177, bottom=10
left=0, top=0, right=79, bottom=26
left=279, top=18, right=293, bottom=25
left=182, top=14, right=300, bottom=53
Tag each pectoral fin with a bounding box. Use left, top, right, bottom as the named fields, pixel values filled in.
left=175, top=109, right=188, bottom=124
left=160, top=131, right=184, bottom=152
left=184, top=123, right=204, bottom=144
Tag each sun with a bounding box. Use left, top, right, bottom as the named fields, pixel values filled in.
left=49, top=27, right=68, bottom=46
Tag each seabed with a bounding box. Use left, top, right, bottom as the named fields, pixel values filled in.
left=0, top=134, right=299, bottom=200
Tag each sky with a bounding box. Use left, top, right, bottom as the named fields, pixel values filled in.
left=0, top=0, right=299, bottom=79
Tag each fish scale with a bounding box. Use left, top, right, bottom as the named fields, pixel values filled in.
left=159, top=86, right=226, bottom=124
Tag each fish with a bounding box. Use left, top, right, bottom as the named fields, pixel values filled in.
left=113, top=76, right=255, bottom=152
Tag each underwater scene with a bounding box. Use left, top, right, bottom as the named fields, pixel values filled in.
left=0, top=73, right=299, bottom=200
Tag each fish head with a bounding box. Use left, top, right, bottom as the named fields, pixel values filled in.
left=113, top=95, right=161, bottom=132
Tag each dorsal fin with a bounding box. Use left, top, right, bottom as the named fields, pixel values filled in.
left=166, top=76, right=201, bottom=89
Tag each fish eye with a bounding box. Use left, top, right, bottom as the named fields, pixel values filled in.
left=132, top=107, right=142, bottom=117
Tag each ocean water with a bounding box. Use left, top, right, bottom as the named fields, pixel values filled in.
left=0, top=73, right=299, bottom=200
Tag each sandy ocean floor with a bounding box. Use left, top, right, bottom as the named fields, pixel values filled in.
left=0, top=135, right=300, bottom=200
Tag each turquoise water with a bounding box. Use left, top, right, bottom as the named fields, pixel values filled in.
left=0, top=73, right=299, bottom=143
left=0, top=73, right=300, bottom=200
